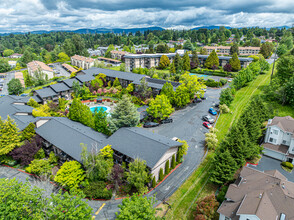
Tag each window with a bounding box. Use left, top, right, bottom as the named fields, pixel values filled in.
left=273, top=130, right=279, bottom=135
left=282, top=140, right=287, bottom=145
left=269, top=138, right=277, bottom=144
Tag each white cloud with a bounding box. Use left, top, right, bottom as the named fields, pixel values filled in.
left=0, top=0, right=293, bottom=33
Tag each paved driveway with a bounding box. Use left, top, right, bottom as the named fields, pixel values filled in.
left=248, top=155, right=294, bottom=182
left=51, top=63, right=71, bottom=77
left=0, top=71, right=15, bottom=95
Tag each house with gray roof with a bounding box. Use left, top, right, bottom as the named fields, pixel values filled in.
left=218, top=166, right=294, bottom=220
left=104, top=127, right=182, bottom=181
left=263, top=116, right=294, bottom=164
left=33, top=87, right=59, bottom=104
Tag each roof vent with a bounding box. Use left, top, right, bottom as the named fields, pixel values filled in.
left=243, top=178, right=247, bottom=183
left=259, top=193, right=262, bottom=199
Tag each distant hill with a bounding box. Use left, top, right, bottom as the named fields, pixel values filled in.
left=192, top=25, right=232, bottom=30
left=0, top=27, right=164, bottom=36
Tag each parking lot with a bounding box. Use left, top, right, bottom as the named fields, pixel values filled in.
left=0, top=71, right=15, bottom=95
left=50, top=63, right=71, bottom=77
left=248, top=155, right=294, bottom=182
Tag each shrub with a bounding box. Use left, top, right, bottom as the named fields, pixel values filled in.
left=281, top=162, right=293, bottom=170
left=205, top=79, right=220, bottom=87
left=220, top=78, right=228, bottom=86
left=34, top=148, right=45, bottom=159
left=165, top=160, right=170, bottom=175
left=193, top=195, right=219, bottom=219
left=25, top=159, right=51, bottom=176
left=159, top=168, right=164, bottom=182
left=220, top=88, right=234, bottom=106
left=217, top=186, right=229, bottom=203
left=219, top=104, right=230, bottom=114
left=48, top=151, right=58, bottom=165
left=83, top=181, right=112, bottom=200
left=54, top=161, right=85, bottom=190
left=152, top=176, right=156, bottom=188
left=171, top=155, right=176, bottom=169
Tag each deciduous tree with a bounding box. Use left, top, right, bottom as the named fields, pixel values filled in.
left=147, top=95, right=174, bottom=120
left=7, top=79, right=23, bottom=95
left=205, top=50, right=219, bottom=69
left=159, top=55, right=170, bottom=69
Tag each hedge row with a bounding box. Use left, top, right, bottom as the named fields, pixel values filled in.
left=205, top=78, right=228, bottom=88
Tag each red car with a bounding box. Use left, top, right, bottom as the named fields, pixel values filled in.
left=203, top=122, right=212, bottom=129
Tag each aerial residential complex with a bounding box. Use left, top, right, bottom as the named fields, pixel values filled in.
left=218, top=166, right=294, bottom=220
left=71, top=55, right=95, bottom=70
left=203, top=46, right=260, bottom=56
left=263, top=116, right=294, bottom=164
left=0, top=95, right=182, bottom=181
left=27, top=61, right=54, bottom=79
left=124, top=53, right=253, bottom=71
left=32, top=67, right=180, bottom=104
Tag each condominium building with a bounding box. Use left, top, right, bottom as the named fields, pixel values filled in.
left=110, top=50, right=130, bottom=60
left=203, top=46, right=260, bottom=56
left=71, top=55, right=95, bottom=70
left=27, top=61, right=54, bottom=79
left=124, top=53, right=253, bottom=71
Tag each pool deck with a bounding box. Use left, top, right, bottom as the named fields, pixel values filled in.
left=84, top=101, right=116, bottom=113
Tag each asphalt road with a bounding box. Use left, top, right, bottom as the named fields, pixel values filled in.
left=0, top=71, right=15, bottom=95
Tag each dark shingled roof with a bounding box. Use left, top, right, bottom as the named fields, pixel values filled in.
left=75, top=74, right=95, bottom=83
left=34, top=87, right=57, bottom=99
left=0, top=95, right=36, bottom=130
left=133, top=77, right=181, bottom=90
left=82, top=67, right=145, bottom=82
left=49, top=83, right=70, bottom=93
left=63, top=78, right=82, bottom=88
left=35, top=117, right=107, bottom=162
left=103, top=127, right=181, bottom=168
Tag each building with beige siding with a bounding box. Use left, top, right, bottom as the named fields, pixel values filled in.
left=203, top=46, right=260, bottom=56
left=27, top=61, right=54, bottom=79
left=71, top=55, right=94, bottom=70
left=110, top=50, right=130, bottom=60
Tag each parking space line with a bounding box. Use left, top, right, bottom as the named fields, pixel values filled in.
left=95, top=203, right=105, bottom=215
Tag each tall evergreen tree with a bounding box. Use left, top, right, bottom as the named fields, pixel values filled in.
left=109, top=95, right=140, bottom=132
left=182, top=52, right=190, bottom=71
left=229, top=53, right=241, bottom=72
left=169, top=62, right=176, bottom=75
left=165, top=160, right=170, bottom=175
left=190, top=50, right=199, bottom=69
left=21, top=122, right=35, bottom=141
left=205, top=50, right=219, bottom=69
left=161, top=82, right=175, bottom=105
left=159, top=55, right=170, bottom=69
left=173, top=53, right=182, bottom=73
left=94, top=108, right=110, bottom=135
left=230, top=43, right=239, bottom=55
left=0, top=116, right=21, bottom=156
left=210, top=150, right=238, bottom=185
left=68, top=98, right=94, bottom=128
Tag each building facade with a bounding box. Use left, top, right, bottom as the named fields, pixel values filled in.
left=124, top=53, right=253, bottom=71
left=203, top=46, right=260, bottom=56
left=27, top=61, right=54, bottom=79
left=71, top=55, right=95, bottom=70
left=110, top=50, right=130, bottom=60
left=263, top=116, right=294, bottom=164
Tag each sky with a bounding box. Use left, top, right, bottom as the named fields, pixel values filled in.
left=0, top=0, right=294, bottom=33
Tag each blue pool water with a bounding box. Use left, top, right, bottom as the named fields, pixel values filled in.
left=189, top=73, right=210, bottom=79
left=90, top=106, right=109, bottom=113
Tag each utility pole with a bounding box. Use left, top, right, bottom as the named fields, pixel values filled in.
left=271, top=43, right=278, bottom=82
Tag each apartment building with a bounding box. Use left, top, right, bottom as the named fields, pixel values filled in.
left=218, top=166, right=294, bottom=220
left=263, top=116, right=294, bottom=164
left=71, top=55, right=95, bottom=70
left=203, top=46, right=260, bottom=56
left=124, top=53, right=253, bottom=71
left=110, top=50, right=130, bottom=60
left=27, top=61, right=54, bottom=79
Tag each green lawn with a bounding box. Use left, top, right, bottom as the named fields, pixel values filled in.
left=215, top=69, right=272, bottom=141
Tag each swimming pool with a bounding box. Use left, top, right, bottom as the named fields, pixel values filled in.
left=90, top=106, right=111, bottom=114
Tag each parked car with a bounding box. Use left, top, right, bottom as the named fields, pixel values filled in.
left=200, top=96, right=207, bottom=100
left=143, top=122, right=159, bottom=128
left=203, top=122, right=212, bottom=129
left=202, top=115, right=215, bottom=124
left=208, top=107, right=217, bottom=115
left=193, top=98, right=202, bottom=103
left=212, top=103, right=219, bottom=108
left=161, top=118, right=173, bottom=124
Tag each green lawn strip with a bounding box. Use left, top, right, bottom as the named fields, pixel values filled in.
left=215, top=68, right=272, bottom=141
left=165, top=153, right=213, bottom=219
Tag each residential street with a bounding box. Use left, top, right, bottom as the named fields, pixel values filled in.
left=0, top=71, right=15, bottom=95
